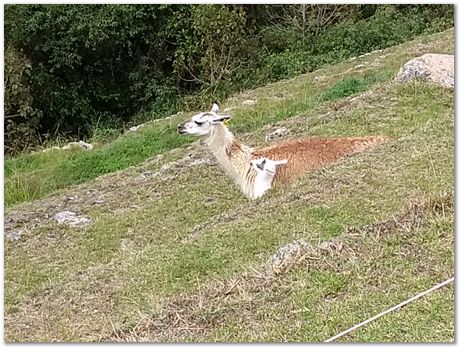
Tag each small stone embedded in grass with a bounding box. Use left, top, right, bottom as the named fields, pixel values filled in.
left=138, top=156, right=216, bottom=182
left=42, top=141, right=93, bottom=153
left=62, top=141, right=93, bottom=150
left=318, top=239, right=343, bottom=252
left=204, top=196, right=216, bottom=205
left=140, top=171, right=153, bottom=179
left=5, top=229, right=23, bottom=241
left=53, top=211, right=91, bottom=227
left=268, top=239, right=312, bottom=274
left=266, top=127, right=290, bottom=142
left=128, top=124, right=145, bottom=132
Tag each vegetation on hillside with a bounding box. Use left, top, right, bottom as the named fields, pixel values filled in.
left=4, top=4, right=453, bottom=154
left=4, top=28, right=454, bottom=342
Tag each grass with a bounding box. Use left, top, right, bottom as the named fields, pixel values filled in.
left=4, top=122, right=193, bottom=206
left=5, top=27, right=453, bottom=207
left=4, top=28, right=454, bottom=342
left=319, top=71, right=389, bottom=102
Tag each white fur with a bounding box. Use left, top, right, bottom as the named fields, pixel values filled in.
left=178, top=104, right=253, bottom=192
left=178, top=104, right=387, bottom=199
left=250, top=158, right=288, bottom=199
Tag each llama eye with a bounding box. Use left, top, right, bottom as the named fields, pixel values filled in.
left=194, top=120, right=204, bottom=125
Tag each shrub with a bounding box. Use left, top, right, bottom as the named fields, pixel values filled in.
left=4, top=46, right=42, bottom=154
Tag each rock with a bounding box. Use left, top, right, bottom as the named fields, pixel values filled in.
left=42, top=146, right=61, bottom=153
left=61, top=142, right=78, bottom=150
left=62, top=141, right=93, bottom=150
left=78, top=140, right=93, bottom=150
left=318, top=239, right=343, bottom=252
left=139, top=156, right=216, bottom=181
left=242, top=99, right=257, bottom=106
left=53, top=211, right=91, bottom=227
left=266, top=127, right=290, bottom=142
left=354, top=63, right=366, bottom=69
left=204, top=196, right=216, bottom=206
left=395, top=53, right=454, bottom=89
left=42, top=141, right=92, bottom=152
left=189, top=158, right=216, bottom=167
left=268, top=239, right=311, bottom=274
left=6, top=229, right=23, bottom=241
left=128, top=124, right=145, bottom=132
left=140, top=171, right=153, bottom=179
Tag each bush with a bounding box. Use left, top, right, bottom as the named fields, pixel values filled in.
left=5, top=4, right=178, bottom=140
left=4, top=46, right=42, bottom=154
left=4, top=4, right=454, bottom=155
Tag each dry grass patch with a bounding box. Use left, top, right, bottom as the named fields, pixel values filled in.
left=108, top=192, right=452, bottom=342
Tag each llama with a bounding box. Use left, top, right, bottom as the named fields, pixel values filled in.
left=177, top=104, right=388, bottom=198
left=249, top=157, right=288, bottom=199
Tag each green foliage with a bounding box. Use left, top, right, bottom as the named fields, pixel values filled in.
left=319, top=72, right=389, bottom=102
left=173, top=6, right=248, bottom=86
left=5, top=122, right=193, bottom=206
left=5, top=4, right=179, bottom=143
left=4, top=4, right=454, bottom=155
left=4, top=46, right=42, bottom=154
left=262, top=50, right=309, bottom=81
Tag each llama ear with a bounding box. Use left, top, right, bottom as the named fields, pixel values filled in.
left=211, top=114, right=231, bottom=124
left=274, top=159, right=288, bottom=166
left=211, top=103, right=219, bottom=113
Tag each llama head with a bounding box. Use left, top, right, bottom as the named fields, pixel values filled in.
left=250, top=157, right=288, bottom=177
left=177, top=103, right=232, bottom=137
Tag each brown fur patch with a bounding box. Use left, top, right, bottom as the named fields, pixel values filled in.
left=225, top=140, right=244, bottom=158
left=252, top=136, right=389, bottom=184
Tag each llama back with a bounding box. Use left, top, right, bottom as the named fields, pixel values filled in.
left=252, top=135, right=389, bottom=184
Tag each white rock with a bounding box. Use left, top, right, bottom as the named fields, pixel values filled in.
left=129, top=124, right=145, bottom=132
left=61, top=141, right=93, bottom=150
left=78, top=140, right=93, bottom=150
left=42, top=146, right=61, bottom=152
left=395, top=53, right=454, bottom=89
left=6, top=229, right=23, bottom=241
left=62, top=142, right=79, bottom=150
left=54, top=211, right=91, bottom=227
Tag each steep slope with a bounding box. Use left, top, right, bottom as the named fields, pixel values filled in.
left=4, top=28, right=454, bottom=342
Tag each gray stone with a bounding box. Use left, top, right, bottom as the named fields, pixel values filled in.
left=268, top=239, right=310, bottom=273
left=6, top=229, right=23, bottom=241
left=78, top=140, right=93, bottom=150
left=395, top=53, right=454, bottom=89
left=62, top=141, right=93, bottom=150
left=266, top=127, right=290, bottom=142
left=54, top=211, right=91, bottom=227
left=128, top=124, right=145, bottom=132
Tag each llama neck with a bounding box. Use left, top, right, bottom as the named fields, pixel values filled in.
left=204, top=124, right=253, bottom=188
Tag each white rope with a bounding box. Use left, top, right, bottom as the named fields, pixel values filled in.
left=324, top=277, right=454, bottom=342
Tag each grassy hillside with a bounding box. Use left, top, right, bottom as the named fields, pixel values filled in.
left=4, top=28, right=454, bottom=342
